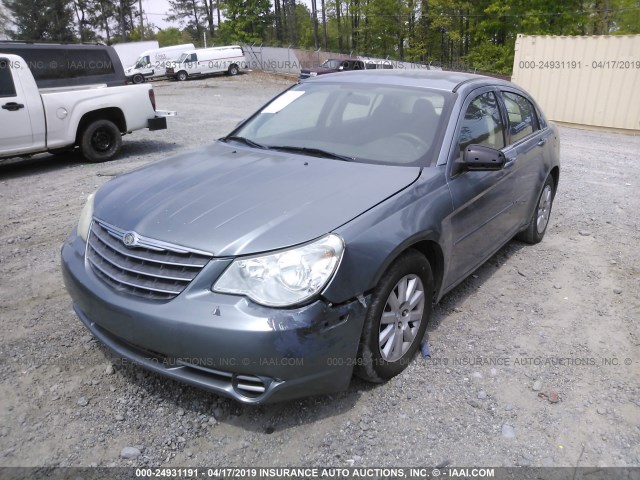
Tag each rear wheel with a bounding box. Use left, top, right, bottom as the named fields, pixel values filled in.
left=176, top=70, right=188, bottom=81
left=80, top=119, right=122, bottom=163
left=227, top=64, right=239, bottom=76
left=132, top=74, right=144, bottom=84
left=354, top=250, right=433, bottom=383
left=516, top=174, right=555, bottom=244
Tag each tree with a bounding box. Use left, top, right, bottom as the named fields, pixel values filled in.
left=88, top=0, right=117, bottom=43
left=310, top=0, right=319, bottom=48
left=1, top=3, right=11, bottom=38
left=129, top=24, right=157, bottom=42
left=225, top=0, right=272, bottom=43
left=156, top=26, right=194, bottom=46
left=166, top=0, right=203, bottom=44
left=201, top=0, right=218, bottom=38
left=6, top=0, right=76, bottom=41
left=72, top=0, right=98, bottom=42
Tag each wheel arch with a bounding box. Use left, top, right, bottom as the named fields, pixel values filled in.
left=370, top=236, right=445, bottom=304
left=549, top=165, right=560, bottom=194
left=75, top=108, right=126, bottom=145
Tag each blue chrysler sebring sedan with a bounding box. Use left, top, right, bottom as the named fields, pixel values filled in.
left=62, top=70, right=560, bottom=404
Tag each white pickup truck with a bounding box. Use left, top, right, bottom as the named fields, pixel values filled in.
left=0, top=53, right=170, bottom=162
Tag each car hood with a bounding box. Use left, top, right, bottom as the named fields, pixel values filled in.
left=94, top=142, right=420, bottom=256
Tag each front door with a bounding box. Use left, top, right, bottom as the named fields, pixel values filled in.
left=444, top=88, right=519, bottom=287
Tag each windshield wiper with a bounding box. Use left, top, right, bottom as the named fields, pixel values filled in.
left=221, top=135, right=269, bottom=150
left=269, top=146, right=354, bottom=162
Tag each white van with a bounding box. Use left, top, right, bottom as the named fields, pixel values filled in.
left=166, top=46, right=246, bottom=81
left=125, top=43, right=195, bottom=83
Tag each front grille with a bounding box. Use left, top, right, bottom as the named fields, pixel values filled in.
left=86, top=220, right=212, bottom=300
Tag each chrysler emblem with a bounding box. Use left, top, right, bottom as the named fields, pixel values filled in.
left=122, top=231, right=138, bottom=247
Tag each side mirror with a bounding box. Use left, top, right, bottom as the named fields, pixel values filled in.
left=463, top=144, right=506, bottom=171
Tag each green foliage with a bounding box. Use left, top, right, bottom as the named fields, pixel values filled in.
left=464, top=42, right=514, bottom=75
left=129, top=25, right=157, bottom=42
left=293, top=3, right=315, bottom=48
left=156, top=27, right=195, bottom=47
left=224, top=0, right=272, bottom=43
left=7, top=0, right=76, bottom=41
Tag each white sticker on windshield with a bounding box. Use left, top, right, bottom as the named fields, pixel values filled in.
left=262, top=91, right=305, bottom=113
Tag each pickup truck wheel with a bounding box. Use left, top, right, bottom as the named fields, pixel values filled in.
left=80, top=119, right=122, bottom=163
left=227, top=64, right=239, bottom=76
left=176, top=71, right=188, bottom=81
left=354, top=250, right=433, bottom=383
left=132, top=74, right=144, bottom=84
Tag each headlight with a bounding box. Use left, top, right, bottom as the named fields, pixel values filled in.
left=310, top=72, right=318, bottom=77
left=77, top=192, right=95, bottom=242
left=213, top=234, right=344, bottom=307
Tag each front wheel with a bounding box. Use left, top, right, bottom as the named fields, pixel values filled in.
left=227, top=64, right=239, bottom=76
left=176, top=70, right=188, bottom=81
left=354, top=250, right=433, bottom=383
left=80, top=119, right=122, bottom=163
left=132, top=74, right=144, bottom=84
left=516, top=174, right=556, bottom=244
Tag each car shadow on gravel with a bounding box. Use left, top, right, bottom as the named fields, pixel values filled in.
left=0, top=140, right=179, bottom=180
left=102, top=349, right=365, bottom=431
left=427, top=239, right=528, bottom=331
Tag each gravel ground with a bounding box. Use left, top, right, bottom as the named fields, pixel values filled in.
left=0, top=71, right=638, bottom=468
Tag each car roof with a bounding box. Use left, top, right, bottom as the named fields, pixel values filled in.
left=304, top=69, right=514, bottom=93
left=0, top=41, right=113, bottom=51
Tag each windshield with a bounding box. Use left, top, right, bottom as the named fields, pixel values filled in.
left=134, top=56, right=149, bottom=69
left=321, top=59, right=341, bottom=69
left=177, top=53, right=189, bottom=63
left=229, top=82, right=450, bottom=166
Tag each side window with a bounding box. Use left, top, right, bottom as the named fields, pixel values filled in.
left=502, top=92, right=539, bottom=144
left=458, top=91, right=505, bottom=155
left=190, top=53, right=198, bottom=63
left=69, top=50, right=116, bottom=77
left=0, top=59, right=17, bottom=97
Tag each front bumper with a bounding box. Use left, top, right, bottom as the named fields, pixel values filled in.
left=61, top=231, right=368, bottom=404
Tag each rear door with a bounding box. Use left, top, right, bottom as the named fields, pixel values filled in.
left=498, top=89, right=548, bottom=225
left=0, top=57, right=34, bottom=154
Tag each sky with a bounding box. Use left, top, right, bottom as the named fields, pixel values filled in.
left=143, top=0, right=174, bottom=30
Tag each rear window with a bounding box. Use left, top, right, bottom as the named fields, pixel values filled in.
left=0, top=59, right=17, bottom=97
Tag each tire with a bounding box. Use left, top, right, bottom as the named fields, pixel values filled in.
left=516, top=174, right=555, bottom=244
left=132, top=74, right=144, bottom=84
left=80, top=119, right=122, bottom=163
left=354, top=249, right=433, bottom=383
left=227, top=64, right=239, bottom=76
left=176, top=70, right=188, bottom=81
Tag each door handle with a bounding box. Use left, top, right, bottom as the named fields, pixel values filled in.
left=504, top=156, right=517, bottom=168
left=2, top=102, right=24, bottom=111
left=537, top=138, right=546, bottom=147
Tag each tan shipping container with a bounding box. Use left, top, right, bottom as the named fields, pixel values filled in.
left=511, top=34, right=640, bottom=132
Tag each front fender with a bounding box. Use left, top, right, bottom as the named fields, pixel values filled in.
left=326, top=168, right=452, bottom=304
